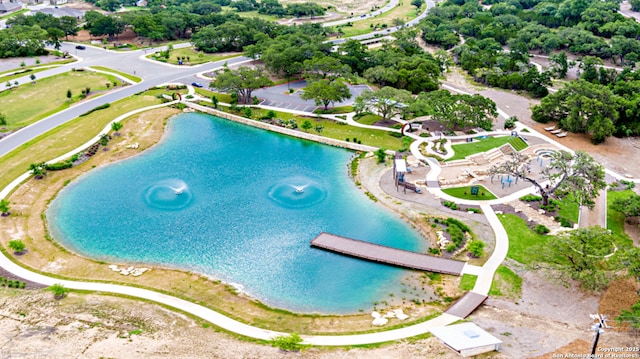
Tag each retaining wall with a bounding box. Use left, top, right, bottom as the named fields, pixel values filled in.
left=186, top=102, right=382, bottom=153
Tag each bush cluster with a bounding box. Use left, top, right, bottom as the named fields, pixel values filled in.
left=534, top=224, right=550, bottom=234
left=80, top=103, right=110, bottom=117
left=443, top=201, right=458, bottom=210
left=0, top=277, right=26, bottom=289
left=554, top=216, right=573, bottom=228
left=520, top=194, right=543, bottom=202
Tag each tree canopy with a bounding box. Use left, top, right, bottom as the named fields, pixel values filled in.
left=532, top=80, right=619, bottom=143
left=489, top=150, right=606, bottom=207
left=536, top=227, right=617, bottom=291
left=355, top=87, right=413, bottom=121
left=209, top=66, right=273, bottom=104
left=300, top=80, right=351, bottom=110
left=411, top=90, right=497, bottom=131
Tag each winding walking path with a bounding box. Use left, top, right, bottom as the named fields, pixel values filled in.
left=1, top=8, right=636, bottom=345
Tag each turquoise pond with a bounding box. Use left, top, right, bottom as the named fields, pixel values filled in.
left=47, top=113, right=428, bottom=313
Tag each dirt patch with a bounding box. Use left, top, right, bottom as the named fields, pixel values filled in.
left=68, top=29, right=142, bottom=47
left=280, top=0, right=387, bottom=16
left=441, top=65, right=640, bottom=179
left=530, top=340, right=591, bottom=359
left=0, top=290, right=469, bottom=359
left=599, top=278, right=640, bottom=331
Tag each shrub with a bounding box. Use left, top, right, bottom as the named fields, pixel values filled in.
left=428, top=247, right=441, bottom=255
left=443, top=201, right=458, bottom=210
left=554, top=216, right=573, bottom=228
left=468, top=240, right=485, bottom=257
left=445, top=217, right=470, bottom=233
left=49, top=284, right=68, bottom=299
left=80, top=103, right=110, bottom=117
left=265, top=110, right=277, bottom=119
left=374, top=148, right=386, bottom=163
left=534, top=224, right=550, bottom=234
left=45, top=162, right=73, bottom=171
left=621, top=180, right=636, bottom=190
left=8, top=239, right=25, bottom=253
left=243, top=107, right=253, bottom=119
left=271, top=333, right=305, bottom=352
left=446, top=225, right=465, bottom=246
left=504, top=116, right=518, bottom=129
left=520, top=194, right=542, bottom=202
left=446, top=242, right=457, bottom=252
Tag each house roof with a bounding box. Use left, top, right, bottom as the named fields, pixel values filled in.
left=430, top=323, right=503, bottom=351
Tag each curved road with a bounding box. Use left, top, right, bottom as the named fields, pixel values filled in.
left=323, top=0, right=399, bottom=27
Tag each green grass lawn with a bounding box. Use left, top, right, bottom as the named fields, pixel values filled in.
left=458, top=274, right=477, bottom=291
left=194, top=88, right=233, bottom=103
left=607, top=190, right=634, bottom=247
left=489, top=265, right=522, bottom=299
left=0, top=93, right=164, bottom=191
left=314, top=106, right=354, bottom=115
left=509, top=137, right=528, bottom=151
left=354, top=113, right=382, bottom=125
left=149, top=47, right=242, bottom=66
left=556, top=195, right=580, bottom=223
left=221, top=8, right=281, bottom=22
left=447, top=136, right=513, bottom=161
left=0, top=71, right=123, bottom=129
left=198, top=102, right=404, bottom=149
left=89, top=66, right=142, bottom=83
left=0, top=8, right=27, bottom=20
left=498, top=213, right=551, bottom=265
left=441, top=185, right=497, bottom=200
left=333, top=1, right=419, bottom=38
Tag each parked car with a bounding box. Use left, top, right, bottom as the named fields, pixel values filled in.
left=75, top=45, right=86, bottom=50
left=191, top=82, right=203, bottom=88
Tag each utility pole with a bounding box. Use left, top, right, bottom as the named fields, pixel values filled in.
left=590, top=314, right=609, bottom=356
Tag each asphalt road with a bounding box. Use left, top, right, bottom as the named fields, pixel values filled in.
left=323, top=0, right=400, bottom=27
left=0, top=48, right=251, bottom=158
left=0, top=0, right=435, bottom=158
left=328, top=0, right=434, bottom=44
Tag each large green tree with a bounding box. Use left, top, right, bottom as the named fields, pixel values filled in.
left=537, top=227, right=617, bottom=291
left=489, top=150, right=606, bottom=207
left=302, top=56, right=350, bottom=82
left=411, top=90, right=497, bottom=131
left=300, top=80, right=351, bottom=110
left=354, top=87, right=413, bottom=121
left=532, top=80, right=620, bottom=144
left=210, top=66, right=273, bottom=104
left=612, top=193, right=640, bottom=219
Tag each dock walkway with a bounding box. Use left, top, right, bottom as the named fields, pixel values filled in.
left=310, top=232, right=466, bottom=276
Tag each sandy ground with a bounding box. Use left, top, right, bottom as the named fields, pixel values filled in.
left=0, top=290, right=471, bottom=359
left=442, top=68, right=640, bottom=179
left=280, top=0, right=387, bottom=16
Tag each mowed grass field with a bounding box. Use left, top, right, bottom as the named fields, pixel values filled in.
left=0, top=93, right=163, bottom=191
left=333, top=0, right=420, bottom=37
left=0, top=71, right=122, bottom=129
left=150, top=47, right=242, bottom=66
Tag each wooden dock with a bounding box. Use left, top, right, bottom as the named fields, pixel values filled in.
left=310, top=232, right=466, bottom=276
